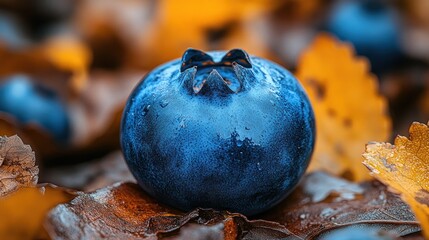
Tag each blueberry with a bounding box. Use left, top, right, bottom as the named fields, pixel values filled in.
left=121, top=49, right=315, bottom=215
left=326, top=0, right=402, bottom=74
left=0, top=75, right=71, bottom=142
left=320, top=226, right=396, bottom=240
left=0, top=11, right=30, bottom=49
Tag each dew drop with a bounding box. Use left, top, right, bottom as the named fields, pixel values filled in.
left=38, top=187, right=46, bottom=194
left=142, top=105, right=151, bottom=116
left=236, top=139, right=244, bottom=147
left=160, top=99, right=169, bottom=108
left=177, top=117, right=186, bottom=129
left=245, top=126, right=250, bottom=130
left=320, top=208, right=334, bottom=217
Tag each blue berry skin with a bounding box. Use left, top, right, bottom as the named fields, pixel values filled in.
left=320, top=227, right=396, bottom=240
left=326, top=0, right=401, bottom=74
left=0, top=75, right=71, bottom=142
left=121, top=49, right=315, bottom=215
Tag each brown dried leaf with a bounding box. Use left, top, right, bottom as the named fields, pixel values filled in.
left=0, top=185, right=76, bottom=240
left=261, top=172, right=421, bottom=239
left=363, top=121, right=429, bottom=239
left=45, top=172, right=423, bottom=239
left=0, top=135, right=38, bottom=197
left=166, top=223, right=224, bottom=240
left=45, top=182, right=294, bottom=239
left=296, top=33, right=391, bottom=181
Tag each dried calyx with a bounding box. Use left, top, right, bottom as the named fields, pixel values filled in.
left=180, top=48, right=255, bottom=94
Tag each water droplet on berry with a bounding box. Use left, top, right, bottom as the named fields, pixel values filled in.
left=160, top=99, right=169, bottom=108
left=142, top=105, right=151, bottom=116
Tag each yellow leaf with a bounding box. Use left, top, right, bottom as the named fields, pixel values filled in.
left=137, top=0, right=280, bottom=68
left=363, top=121, right=429, bottom=238
left=296, top=33, right=391, bottom=181
left=0, top=185, right=75, bottom=240
left=43, top=36, right=91, bottom=93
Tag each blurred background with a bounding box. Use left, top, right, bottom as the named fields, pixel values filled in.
left=0, top=0, right=428, bottom=184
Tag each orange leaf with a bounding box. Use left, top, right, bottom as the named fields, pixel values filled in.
left=42, top=36, right=92, bottom=93
left=363, top=121, right=429, bottom=239
left=0, top=185, right=76, bottom=240
left=136, top=0, right=280, bottom=68
left=296, top=33, right=391, bottom=181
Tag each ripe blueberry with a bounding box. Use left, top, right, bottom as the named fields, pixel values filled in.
left=121, top=49, right=315, bottom=215
left=0, top=75, right=71, bottom=142
left=326, top=0, right=401, bottom=74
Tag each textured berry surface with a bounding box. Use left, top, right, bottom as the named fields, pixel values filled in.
left=121, top=49, right=315, bottom=215
left=0, top=75, right=70, bottom=141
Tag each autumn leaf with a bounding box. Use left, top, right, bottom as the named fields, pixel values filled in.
left=0, top=185, right=76, bottom=240
left=0, top=135, right=75, bottom=239
left=44, top=172, right=422, bottom=239
left=261, top=172, right=421, bottom=239
left=42, top=35, right=92, bottom=93
left=296, top=33, right=391, bottom=181
left=134, top=0, right=281, bottom=68
left=0, top=135, right=38, bottom=197
left=363, top=121, right=429, bottom=239
left=45, top=182, right=293, bottom=239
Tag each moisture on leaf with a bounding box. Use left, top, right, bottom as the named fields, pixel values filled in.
left=260, top=172, right=421, bottom=239
left=363, top=121, right=429, bottom=239
left=45, top=182, right=293, bottom=239
left=296, top=33, right=391, bottom=181
left=0, top=135, right=38, bottom=197
left=45, top=172, right=423, bottom=239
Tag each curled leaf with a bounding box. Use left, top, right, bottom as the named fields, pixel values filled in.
left=296, top=33, right=391, bottom=181
left=261, top=172, right=421, bottom=239
left=363, top=121, right=429, bottom=239
left=46, top=182, right=293, bottom=239
left=45, top=172, right=422, bottom=239
left=0, top=135, right=38, bottom=197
